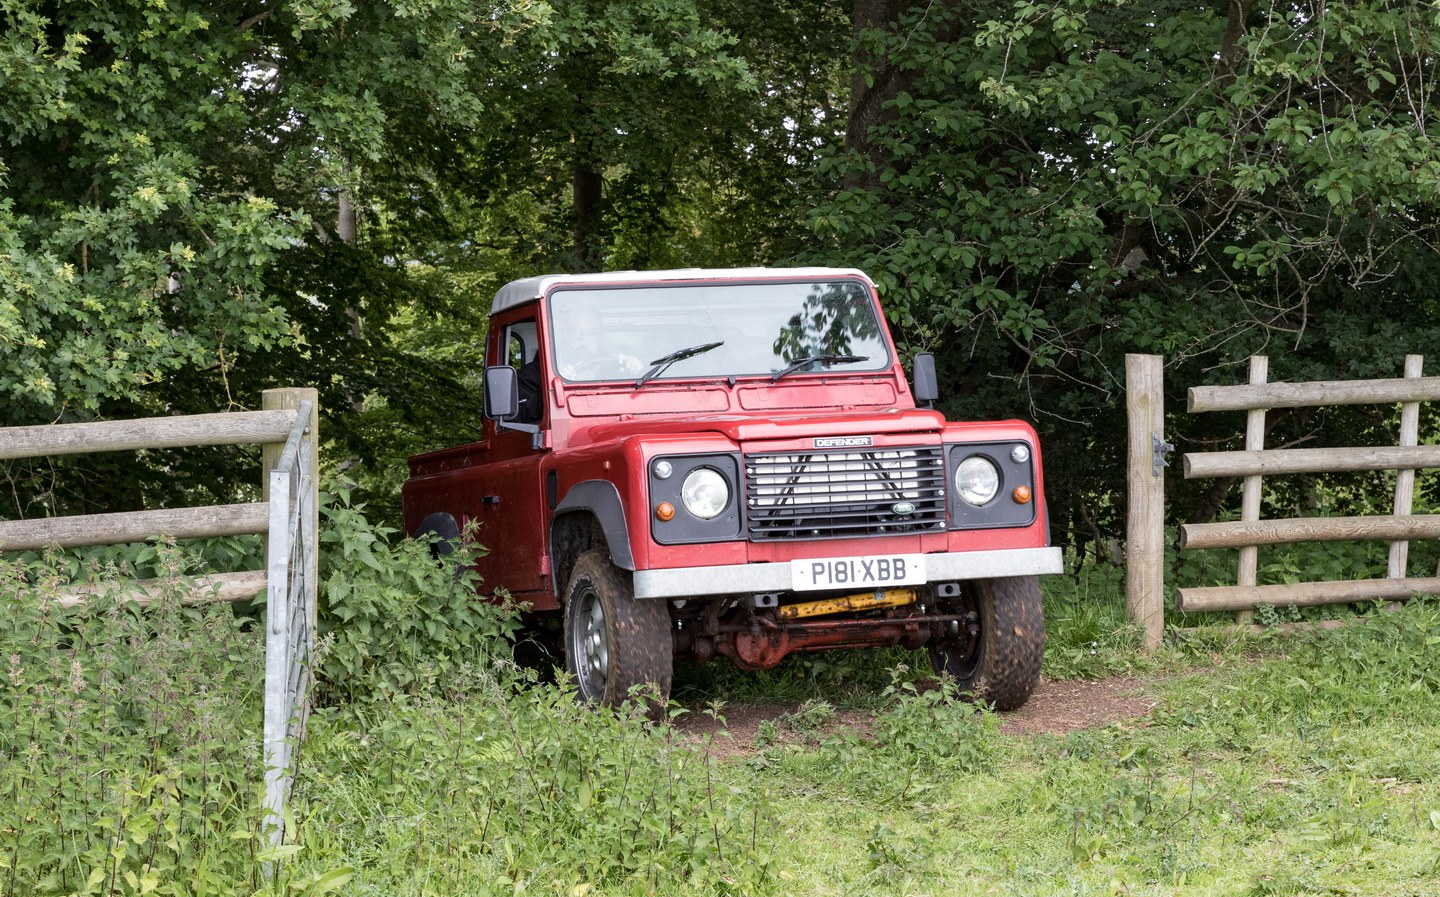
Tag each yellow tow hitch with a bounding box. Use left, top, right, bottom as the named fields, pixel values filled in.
left=777, top=588, right=918, bottom=620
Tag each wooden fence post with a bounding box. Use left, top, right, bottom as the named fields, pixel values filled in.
left=1389, top=355, right=1423, bottom=584
left=1235, top=356, right=1268, bottom=624
left=1126, top=354, right=1165, bottom=650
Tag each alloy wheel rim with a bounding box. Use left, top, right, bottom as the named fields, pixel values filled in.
left=573, top=585, right=608, bottom=698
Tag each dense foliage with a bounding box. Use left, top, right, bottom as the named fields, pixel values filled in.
left=814, top=0, right=1440, bottom=540
left=0, top=0, right=845, bottom=523
left=3, top=0, right=1437, bottom=541
left=0, top=547, right=270, bottom=893
left=315, top=489, right=521, bottom=703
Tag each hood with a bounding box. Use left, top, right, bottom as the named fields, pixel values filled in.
left=580, top=408, right=947, bottom=447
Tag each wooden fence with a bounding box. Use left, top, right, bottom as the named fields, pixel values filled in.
left=1126, top=354, right=1440, bottom=643
left=0, top=387, right=319, bottom=864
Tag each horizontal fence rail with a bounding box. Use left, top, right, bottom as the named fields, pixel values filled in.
left=1176, top=355, right=1436, bottom=616
left=0, top=388, right=318, bottom=877
left=1177, top=577, right=1440, bottom=613
left=52, top=570, right=269, bottom=608
left=1184, top=446, right=1440, bottom=478
left=0, top=409, right=299, bottom=460
left=1188, top=376, right=1440, bottom=413
left=0, top=503, right=269, bottom=551
left=1180, top=515, right=1440, bottom=550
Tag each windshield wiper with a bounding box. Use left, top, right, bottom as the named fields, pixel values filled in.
left=770, top=354, right=870, bottom=382
left=634, top=341, right=725, bottom=388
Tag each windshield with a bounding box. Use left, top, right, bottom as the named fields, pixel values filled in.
left=547, top=280, right=892, bottom=383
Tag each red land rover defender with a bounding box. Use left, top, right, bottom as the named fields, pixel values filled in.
left=402, top=268, right=1062, bottom=710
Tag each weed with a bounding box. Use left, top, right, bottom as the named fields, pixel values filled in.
left=287, top=669, right=778, bottom=895
left=753, top=718, right=781, bottom=748
left=0, top=547, right=269, bottom=894
left=863, top=821, right=932, bottom=879
left=779, top=698, right=837, bottom=741
left=315, top=486, right=521, bottom=704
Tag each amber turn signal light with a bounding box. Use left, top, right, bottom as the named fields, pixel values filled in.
left=1012, top=485, right=1032, bottom=504
left=655, top=501, right=676, bottom=521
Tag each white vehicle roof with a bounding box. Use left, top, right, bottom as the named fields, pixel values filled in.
left=491, top=267, right=875, bottom=314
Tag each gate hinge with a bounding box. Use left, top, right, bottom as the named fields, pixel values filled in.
left=1152, top=432, right=1175, bottom=477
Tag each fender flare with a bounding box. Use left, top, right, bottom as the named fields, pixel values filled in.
left=553, top=480, right=635, bottom=570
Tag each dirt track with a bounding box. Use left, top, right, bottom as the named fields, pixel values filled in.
left=673, top=676, right=1159, bottom=757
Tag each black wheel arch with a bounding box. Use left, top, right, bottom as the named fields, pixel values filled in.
left=551, top=480, right=634, bottom=590
left=413, top=511, right=462, bottom=559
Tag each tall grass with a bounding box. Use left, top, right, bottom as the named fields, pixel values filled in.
left=286, top=673, right=779, bottom=896
left=7, top=498, right=1440, bottom=895
left=0, top=547, right=269, bottom=896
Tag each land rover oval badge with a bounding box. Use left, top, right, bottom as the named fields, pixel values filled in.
left=892, top=501, right=917, bottom=516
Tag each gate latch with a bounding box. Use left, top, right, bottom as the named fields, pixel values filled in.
left=1152, top=432, right=1175, bottom=477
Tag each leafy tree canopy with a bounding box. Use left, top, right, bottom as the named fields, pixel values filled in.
left=0, top=0, right=846, bottom=519
left=4, top=0, right=1436, bottom=543
left=813, top=0, right=1440, bottom=536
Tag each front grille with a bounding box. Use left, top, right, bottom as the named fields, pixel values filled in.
left=745, top=446, right=947, bottom=540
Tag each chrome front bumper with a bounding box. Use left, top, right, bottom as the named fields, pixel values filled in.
left=632, top=546, right=1063, bottom=600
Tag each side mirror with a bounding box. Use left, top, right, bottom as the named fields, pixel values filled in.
left=484, top=365, right=542, bottom=444
left=483, top=365, right=520, bottom=420
left=912, top=352, right=938, bottom=407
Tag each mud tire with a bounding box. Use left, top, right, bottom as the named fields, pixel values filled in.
left=563, top=549, right=673, bottom=716
left=929, top=575, right=1045, bottom=711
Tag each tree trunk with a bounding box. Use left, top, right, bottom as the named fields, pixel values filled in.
left=572, top=158, right=604, bottom=272
left=1217, top=0, right=1254, bottom=86
left=845, top=0, right=911, bottom=189
left=337, top=186, right=362, bottom=340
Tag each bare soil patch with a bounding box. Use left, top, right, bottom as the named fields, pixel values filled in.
left=674, top=676, right=1157, bottom=758
left=993, top=676, right=1157, bottom=736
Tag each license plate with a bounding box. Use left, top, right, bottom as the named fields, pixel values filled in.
left=791, top=553, right=926, bottom=592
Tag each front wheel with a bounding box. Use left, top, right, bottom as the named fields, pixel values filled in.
left=929, top=575, right=1045, bottom=711
left=563, top=550, right=673, bottom=715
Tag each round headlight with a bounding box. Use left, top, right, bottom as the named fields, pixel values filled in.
left=956, top=456, right=1000, bottom=506
left=681, top=468, right=730, bottom=519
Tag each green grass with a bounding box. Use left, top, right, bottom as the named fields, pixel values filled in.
left=8, top=523, right=1440, bottom=895
left=269, top=595, right=1440, bottom=896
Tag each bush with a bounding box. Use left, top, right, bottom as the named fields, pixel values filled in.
left=315, top=488, right=521, bottom=704
left=0, top=546, right=271, bottom=894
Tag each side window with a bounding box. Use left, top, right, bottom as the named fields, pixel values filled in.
left=505, top=320, right=538, bottom=370
left=503, top=319, right=543, bottom=425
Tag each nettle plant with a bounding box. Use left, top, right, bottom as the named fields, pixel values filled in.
left=0, top=488, right=535, bottom=894
left=314, top=487, right=522, bottom=705
left=0, top=545, right=271, bottom=895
